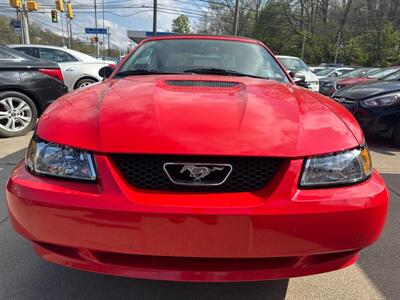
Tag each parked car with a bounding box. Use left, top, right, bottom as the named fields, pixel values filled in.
left=7, top=35, right=388, bottom=282
left=319, top=67, right=379, bottom=96
left=0, top=45, right=67, bottom=138
left=9, top=44, right=115, bottom=91
left=332, top=76, right=400, bottom=146
left=314, top=67, right=355, bottom=79
left=276, top=55, right=319, bottom=92
left=309, top=66, right=326, bottom=73
left=335, top=66, right=400, bottom=90
left=93, top=55, right=118, bottom=64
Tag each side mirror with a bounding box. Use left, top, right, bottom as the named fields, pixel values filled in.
left=99, top=65, right=114, bottom=79
left=289, top=71, right=306, bottom=85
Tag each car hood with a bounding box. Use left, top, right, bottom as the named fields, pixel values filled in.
left=334, top=80, right=400, bottom=100
left=37, top=75, right=362, bottom=157
left=337, top=77, right=372, bottom=85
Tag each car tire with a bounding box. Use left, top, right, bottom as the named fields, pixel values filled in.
left=392, top=122, right=400, bottom=147
left=75, top=78, right=97, bottom=89
left=0, top=91, right=38, bottom=138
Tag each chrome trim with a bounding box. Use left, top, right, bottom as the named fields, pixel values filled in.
left=163, top=162, right=233, bottom=186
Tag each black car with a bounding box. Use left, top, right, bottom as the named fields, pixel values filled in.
left=0, top=45, right=67, bottom=137
left=332, top=75, right=400, bottom=146
left=319, top=67, right=379, bottom=96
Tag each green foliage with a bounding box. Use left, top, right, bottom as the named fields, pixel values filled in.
left=200, top=0, right=400, bottom=66
left=172, top=15, right=190, bottom=34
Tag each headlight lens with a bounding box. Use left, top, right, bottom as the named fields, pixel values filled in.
left=361, top=93, right=400, bottom=107
left=300, top=144, right=372, bottom=187
left=25, top=137, right=96, bottom=181
left=322, top=82, right=335, bottom=87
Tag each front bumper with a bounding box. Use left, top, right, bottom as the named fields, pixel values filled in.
left=7, top=156, right=388, bottom=281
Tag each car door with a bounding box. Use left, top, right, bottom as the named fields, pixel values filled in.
left=38, top=48, right=81, bottom=91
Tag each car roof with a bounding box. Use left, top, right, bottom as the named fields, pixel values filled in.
left=142, top=35, right=260, bottom=44
left=0, top=45, right=59, bottom=68
left=8, top=44, right=99, bottom=62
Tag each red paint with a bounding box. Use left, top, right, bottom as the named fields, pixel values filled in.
left=39, top=68, right=64, bottom=83
left=37, top=75, right=363, bottom=156
left=7, top=35, right=389, bottom=281
left=336, top=77, right=374, bottom=87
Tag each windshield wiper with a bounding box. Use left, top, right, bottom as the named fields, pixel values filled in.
left=183, top=68, right=270, bottom=80
left=114, top=69, right=180, bottom=77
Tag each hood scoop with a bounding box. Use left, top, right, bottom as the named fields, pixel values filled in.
left=161, top=79, right=243, bottom=91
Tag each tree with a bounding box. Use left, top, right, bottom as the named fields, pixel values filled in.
left=172, top=15, right=191, bottom=33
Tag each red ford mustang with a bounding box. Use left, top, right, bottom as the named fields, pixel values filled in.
left=6, top=36, right=388, bottom=282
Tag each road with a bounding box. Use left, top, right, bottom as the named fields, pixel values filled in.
left=0, top=134, right=399, bottom=300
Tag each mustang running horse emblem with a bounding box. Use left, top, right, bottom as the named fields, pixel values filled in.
left=180, top=165, right=224, bottom=183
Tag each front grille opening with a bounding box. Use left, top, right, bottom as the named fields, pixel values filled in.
left=111, top=155, right=283, bottom=193
left=165, top=80, right=240, bottom=88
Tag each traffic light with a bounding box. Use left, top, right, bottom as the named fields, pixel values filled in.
left=26, top=1, right=38, bottom=11
left=9, top=0, right=21, bottom=9
left=55, top=0, right=64, bottom=12
left=51, top=9, right=58, bottom=23
left=66, top=2, right=73, bottom=19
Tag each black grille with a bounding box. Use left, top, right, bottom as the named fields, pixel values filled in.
left=111, top=155, right=283, bottom=192
left=165, top=80, right=239, bottom=88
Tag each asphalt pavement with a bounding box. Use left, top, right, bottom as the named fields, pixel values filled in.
left=0, top=134, right=399, bottom=300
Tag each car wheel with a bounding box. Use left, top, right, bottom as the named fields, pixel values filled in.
left=75, top=78, right=97, bottom=89
left=392, top=122, right=400, bottom=147
left=0, top=91, right=38, bottom=138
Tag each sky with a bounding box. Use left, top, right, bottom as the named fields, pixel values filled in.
left=0, top=0, right=208, bottom=50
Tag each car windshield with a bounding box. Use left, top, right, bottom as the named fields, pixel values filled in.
left=381, top=70, right=400, bottom=80
left=367, top=67, right=399, bottom=79
left=315, top=67, right=335, bottom=76
left=338, top=68, right=373, bottom=78
left=117, top=39, right=289, bottom=82
left=278, top=57, right=308, bottom=72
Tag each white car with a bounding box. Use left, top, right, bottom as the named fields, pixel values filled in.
left=309, top=66, right=326, bottom=73
left=9, top=45, right=115, bottom=91
left=314, top=67, right=354, bottom=79
left=276, top=55, right=319, bottom=92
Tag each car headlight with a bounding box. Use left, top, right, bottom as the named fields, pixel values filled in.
left=361, top=93, right=400, bottom=107
left=322, top=82, right=335, bottom=87
left=300, top=144, right=372, bottom=187
left=25, top=137, right=96, bottom=181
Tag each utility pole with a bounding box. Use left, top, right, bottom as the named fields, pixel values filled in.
left=301, top=29, right=306, bottom=59
left=153, top=0, right=157, bottom=36
left=334, top=31, right=341, bottom=64
left=16, top=10, right=23, bottom=43
left=107, top=27, right=111, bottom=57
left=21, top=1, right=30, bottom=44
left=94, top=0, right=99, bottom=55
left=68, top=19, right=72, bottom=49
left=60, top=13, right=65, bottom=47
left=233, top=0, right=239, bottom=36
